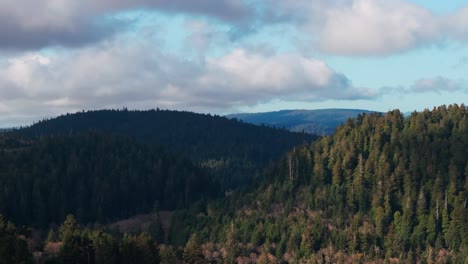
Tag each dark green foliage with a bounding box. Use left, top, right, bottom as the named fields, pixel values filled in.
left=0, top=132, right=218, bottom=227
left=59, top=214, right=79, bottom=242
left=159, top=244, right=177, bottom=264
left=120, top=233, right=159, bottom=264
left=225, top=222, right=239, bottom=263
left=36, top=215, right=159, bottom=264
left=1, top=104, right=467, bottom=263
left=47, top=228, right=59, bottom=243
left=0, top=215, right=33, bottom=264
left=17, top=109, right=315, bottom=189
left=173, top=104, right=468, bottom=262
left=89, top=231, right=119, bottom=264
left=183, top=233, right=205, bottom=264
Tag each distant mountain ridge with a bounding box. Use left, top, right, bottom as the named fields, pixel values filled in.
left=227, top=108, right=378, bottom=135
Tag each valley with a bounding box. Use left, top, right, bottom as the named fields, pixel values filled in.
left=0, top=105, right=466, bottom=263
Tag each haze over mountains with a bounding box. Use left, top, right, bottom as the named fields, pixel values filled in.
left=227, top=108, right=377, bottom=135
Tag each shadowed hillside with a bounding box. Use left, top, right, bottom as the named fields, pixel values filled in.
left=0, top=132, right=218, bottom=227
left=16, top=109, right=317, bottom=189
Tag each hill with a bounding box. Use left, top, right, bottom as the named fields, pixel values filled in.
left=173, top=104, right=467, bottom=262
left=16, top=109, right=316, bottom=189
left=0, top=132, right=217, bottom=227
left=227, top=108, right=377, bottom=135
left=1, top=104, right=467, bottom=263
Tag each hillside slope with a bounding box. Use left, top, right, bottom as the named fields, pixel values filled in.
left=227, top=108, right=376, bottom=135
left=17, top=109, right=316, bottom=189
left=0, top=132, right=217, bottom=227
left=175, top=104, right=467, bottom=262
left=1, top=105, right=466, bottom=263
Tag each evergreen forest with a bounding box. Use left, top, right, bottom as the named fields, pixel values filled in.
left=18, top=109, right=314, bottom=189
left=0, top=105, right=466, bottom=263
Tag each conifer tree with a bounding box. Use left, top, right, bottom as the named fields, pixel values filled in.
left=183, top=233, right=205, bottom=264
left=225, top=222, right=239, bottom=264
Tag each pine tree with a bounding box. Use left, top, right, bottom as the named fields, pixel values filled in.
left=183, top=233, right=205, bottom=264
left=225, top=222, right=239, bottom=264
left=159, top=245, right=177, bottom=264
left=46, top=228, right=58, bottom=243
left=59, top=214, right=79, bottom=242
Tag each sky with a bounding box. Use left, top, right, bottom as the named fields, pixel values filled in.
left=0, top=0, right=467, bottom=127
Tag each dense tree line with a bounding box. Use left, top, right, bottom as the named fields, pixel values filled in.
left=0, top=213, right=212, bottom=264
left=0, top=214, right=32, bottom=264
left=16, top=109, right=315, bottom=189
left=1, top=105, right=466, bottom=263
left=171, top=104, right=467, bottom=262
left=0, top=132, right=218, bottom=227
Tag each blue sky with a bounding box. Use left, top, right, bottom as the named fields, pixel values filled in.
left=0, top=0, right=467, bottom=126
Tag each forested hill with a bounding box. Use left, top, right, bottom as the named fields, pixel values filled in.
left=1, top=105, right=466, bottom=263
left=0, top=132, right=218, bottom=227
left=16, top=109, right=316, bottom=189
left=173, top=104, right=467, bottom=263
left=227, top=108, right=376, bottom=135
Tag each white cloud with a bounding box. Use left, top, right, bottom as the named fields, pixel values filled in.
left=3, top=0, right=468, bottom=56
left=201, top=49, right=335, bottom=97
left=186, top=21, right=213, bottom=55
left=184, top=20, right=230, bottom=59
left=270, top=0, right=468, bottom=56
left=411, top=76, right=466, bottom=93
left=0, top=0, right=253, bottom=49
left=447, top=6, right=468, bottom=41
left=0, top=36, right=376, bottom=125
left=318, top=0, right=440, bottom=55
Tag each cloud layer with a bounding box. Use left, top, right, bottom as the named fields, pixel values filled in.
left=2, top=0, right=468, bottom=54
left=411, top=76, right=466, bottom=93
left=0, top=35, right=376, bottom=123
left=0, top=0, right=466, bottom=126
left=0, top=0, right=252, bottom=50
left=270, top=0, right=468, bottom=55
left=318, top=0, right=440, bottom=55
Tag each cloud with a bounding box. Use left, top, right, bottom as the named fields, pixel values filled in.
left=269, top=0, right=468, bottom=56
left=411, top=76, right=466, bottom=93
left=4, top=0, right=468, bottom=55
left=199, top=49, right=376, bottom=102
left=0, top=36, right=376, bottom=125
left=184, top=20, right=230, bottom=58
left=447, top=6, right=468, bottom=42
left=0, top=0, right=253, bottom=50
left=317, top=0, right=440, bottom=55
left=144, top=0, right=252, bottom=21
left=0, top=0, right=117, bottom=49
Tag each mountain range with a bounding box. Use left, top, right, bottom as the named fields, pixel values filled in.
left=227, top=108, right=377, bottom=135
